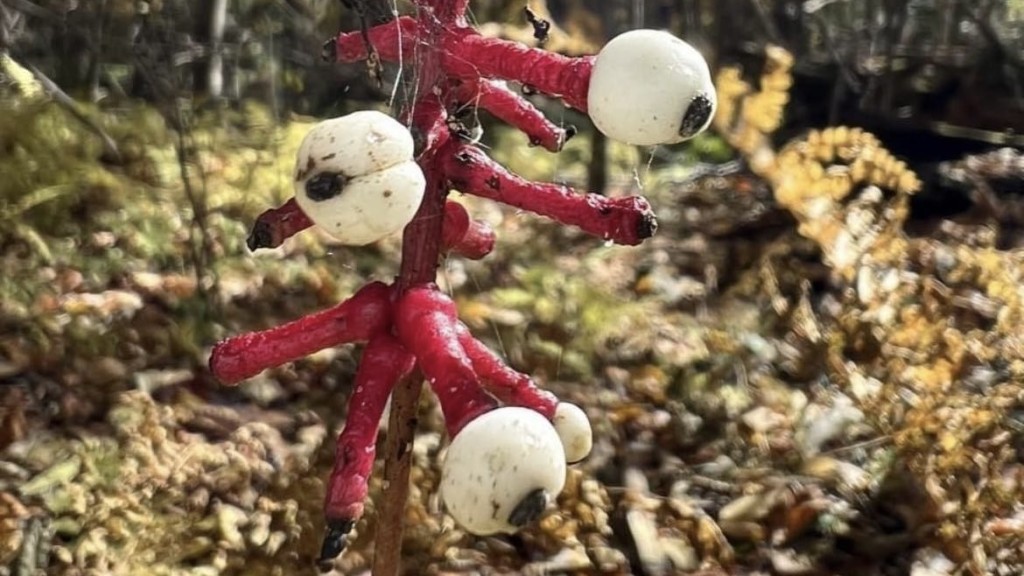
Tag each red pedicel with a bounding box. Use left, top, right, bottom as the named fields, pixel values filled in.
left=452, top=78, right=573, bottom=152
left=443, top=143, right=657, bottom=245
left=441, top=200, right=495, bottom=259
left=394, top=285, right=497, bottom=436
left=324, top=333, right=414, bottom=521
left=246, top=198, right=313, bottom=250
left=209, top=281, right=391, bottom=384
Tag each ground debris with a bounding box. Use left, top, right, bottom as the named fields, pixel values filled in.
left=1, top=391, right=327, bottom=575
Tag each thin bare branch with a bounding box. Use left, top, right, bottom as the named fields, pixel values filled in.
left=26, top=63, right=122, bottom=161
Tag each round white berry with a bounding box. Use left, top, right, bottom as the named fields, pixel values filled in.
left=553, top=403, right=593, bottom=464
left=293, top=111, right=425, bottom=245
left=296, top=110, right=414, bottom=178
left=440, top=407, right=567, bottom=535
left=587, top=29, right=716, bottom=146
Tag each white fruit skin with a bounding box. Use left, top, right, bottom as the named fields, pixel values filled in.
left=293, top=111, right=425, bottom=245
left=295, top=110, right=414, bottom=179
left=553, top=403, right=593, bottom=464
left=295, top=160, right=425, bottom=246
left=587, top=29, right=716, bottom=146
left=441, top=407, right=567, bottom=535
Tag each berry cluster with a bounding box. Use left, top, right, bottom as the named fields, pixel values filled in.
left=209, top=0, right=715, bottom=567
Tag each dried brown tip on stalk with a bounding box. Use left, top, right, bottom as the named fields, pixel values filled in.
left=636, top=211, right=658, bottom=240
left=321, top=38, right=338, bottom=62
left=559, top=124, right=577, bottom=150
left=317, top=518, right=356, bottom=571
left=246, top=221, right=275, bottom=251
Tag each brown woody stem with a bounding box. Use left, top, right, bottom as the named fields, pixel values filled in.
left=371, top=5, right=453, bottom=573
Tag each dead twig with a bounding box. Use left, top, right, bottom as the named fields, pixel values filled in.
left=371, top=376, right=423, bottom=576
left=26, top=63, right=122, bottom=162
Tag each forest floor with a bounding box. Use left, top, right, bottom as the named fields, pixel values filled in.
left=1, top=95, right=1023, bottom=576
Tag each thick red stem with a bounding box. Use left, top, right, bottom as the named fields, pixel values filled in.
left=453, top=79, right=572, bottom=152
left=334, top=16, right=417, bottom=63
left=456, top=324, right=558, bottom=419
left=209, top=281, right=391, bottom=384
left=446, top=34, right=594, bottom=111
left=442, top=201, right=495, bottom=259
left=324, top=334, right=415, bottom=521
left=443, top=144, right=658, bottom=245
left=407, top=97, right=450, bottom=166
left=334, top=19, right=593, bottom=111
left=425, top=0, right=471, bottom=23
left=372, top=5, right=456, bottom=574
left=394, top=286, right=497, bottom=436
left=246, top=198, right=313, bottom=251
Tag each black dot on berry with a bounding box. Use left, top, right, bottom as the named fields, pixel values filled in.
left=306, top=172, right=347, bottom=202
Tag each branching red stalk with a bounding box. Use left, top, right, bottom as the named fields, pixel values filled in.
left=395, top=286, right=498, bottom=436
left=333, top=16, right=416, bottom=62
left=244, top=197, right=492, bottom=258
left=453, top=79, right=573, bottom=152
left=333, top=18, right=593, bottom=111
left=448, top=36, right=594, bottom=110
left=456, top=323, right=558, bottom=419
left=320, top=333, right=414, bottom=568
left=209, top=281, right=390, bottom=384
left=211, top=3, right=665, bottom=573
left=443, top=143, right=657, bottom=245
left=442, top=201, right=495, bottom=260
left=247, top=198, right=312, bottom=250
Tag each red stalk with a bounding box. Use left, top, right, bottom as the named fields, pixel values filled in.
left=333, top=16, right=416, bottom=63
left=319, top=334, right=414, bottom=565
left=246, top=198, right=313, bottom=250
left=442, top=201, right=495, bottom=259
left=443, top=143, right=657, bottom=245
left=324, top=334, right=414, bottom=520
left=447, top=35, right=594, bottom=111
left=408, top=97, right=450, bottom=168
left=333, top=16, right=593, bottom=111
left=456, top=324, right=558, bottom=419
left=453, top=79, right=573, bottom=152
left=209, top=281, right=391, bottom=384
left=394, top=286, right=497, bottom=436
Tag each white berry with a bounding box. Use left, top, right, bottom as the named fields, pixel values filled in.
left=293, top=110, right=425, bottom=245
left=553, top=403, right=593, bottom=464
left=440, top=407, right=567, bottom=535
left=588, top=29, right=716, bottom=146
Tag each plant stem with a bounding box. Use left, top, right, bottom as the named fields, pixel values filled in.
left=371, top=167, right=447, bottom=576
left=372, top=4, right=452, bottom=570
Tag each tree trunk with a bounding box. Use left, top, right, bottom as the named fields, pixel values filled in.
left=207, top=0, right=228, bottom=98
left=193, top=0, right=229, bottom=98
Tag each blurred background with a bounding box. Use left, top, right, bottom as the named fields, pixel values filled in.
left=2, top=1, right=1024, bottom=575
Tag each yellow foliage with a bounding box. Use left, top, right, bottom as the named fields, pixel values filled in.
left=0, top=53, right=43, bottom=100
left=713, top=46, right=923, bottom=277
left=725, top=46, right=1024, bottom=570
left=713, top=45, right=794, bottom=177
left=713, top=45, right=919, bottom=206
